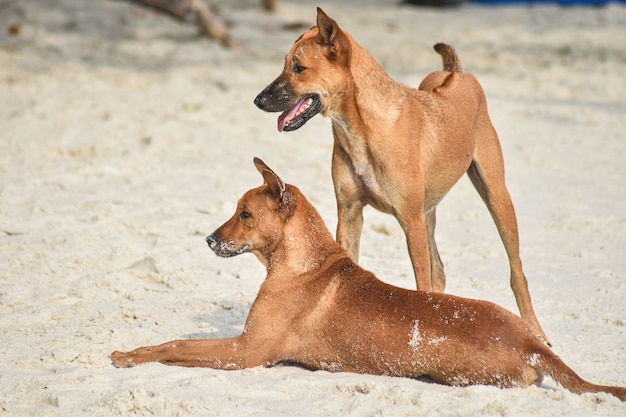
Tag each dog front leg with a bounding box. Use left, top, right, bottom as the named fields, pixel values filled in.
left=336, top=198, right=364, bottom=262
left=332, top=147, right=366, bottom=262
left=396, top=204, right=432, bottom=292
left=110, top=337, right=269, bottom=369
left=426, top=208, right=446, bottom=292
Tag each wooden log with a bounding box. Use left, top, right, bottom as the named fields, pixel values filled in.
left=130, top=0, right=232, bottom=47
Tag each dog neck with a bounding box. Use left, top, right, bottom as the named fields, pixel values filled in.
left=329, top=42, right=407, bottom=154
left=264, top=189, right=345, bottom=279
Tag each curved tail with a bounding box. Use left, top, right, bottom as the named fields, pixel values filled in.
left=538, top=351, right=626, bottom=401
left=433, top=43, right=462, bottom=73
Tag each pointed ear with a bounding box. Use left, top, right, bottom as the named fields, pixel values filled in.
left=254, top=157, right=285, bottom=201
left=315, top=8, right=350, bottom=64
left=316, top=7, right=338, bottom=46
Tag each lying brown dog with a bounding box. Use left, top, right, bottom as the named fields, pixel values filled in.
left=254, top=8, right=548, bottom=344
left=110, top=158, right=625, bottom=401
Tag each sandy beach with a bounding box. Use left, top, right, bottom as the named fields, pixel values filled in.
left=1, top=0, right=625, bottom=415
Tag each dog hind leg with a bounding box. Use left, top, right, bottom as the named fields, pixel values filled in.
left=466, top=128, right=549, bottom=344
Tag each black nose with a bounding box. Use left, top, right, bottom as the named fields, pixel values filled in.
left=205, top=234, right=217, bottom=248
left=254, top=91, right=267, bottom=109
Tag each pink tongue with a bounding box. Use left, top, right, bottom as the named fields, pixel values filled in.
left=277, top=99, right=307, bottom=132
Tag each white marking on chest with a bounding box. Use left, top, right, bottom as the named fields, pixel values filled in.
left=354, top=162, right=383, bottom=194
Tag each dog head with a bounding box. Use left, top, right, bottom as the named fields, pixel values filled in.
left=253, top=7, right=352, bottom=132
left=206, top=158, right=296, bottom=266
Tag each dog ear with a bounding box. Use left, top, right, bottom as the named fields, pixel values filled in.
left=254, top=157, right=296, bottom=219
left=254, top=157, right=286, bottom=201
left=315, top=8, right=350, bottom=64
left=316, top=8, right=337, bottom=46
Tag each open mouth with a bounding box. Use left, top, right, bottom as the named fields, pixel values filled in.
left=277, top=94, right=322, bottom=132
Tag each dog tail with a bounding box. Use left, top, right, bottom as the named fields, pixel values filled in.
left=434, top=43, right=462, bottom=73
left=535, top=349, right=626, bottom=401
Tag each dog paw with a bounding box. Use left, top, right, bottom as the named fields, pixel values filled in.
left=110, top=350, right=137, bottom=368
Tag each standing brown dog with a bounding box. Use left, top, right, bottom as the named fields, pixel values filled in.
left=254, top=8, right=548, bottom=344
left=110, top=158, right=625, bottom=401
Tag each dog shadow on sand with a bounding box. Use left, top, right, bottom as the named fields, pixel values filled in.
left=183, top=300, right=251, bottom=340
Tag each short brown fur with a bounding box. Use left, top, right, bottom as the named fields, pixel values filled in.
left=110, top=158, right=625, bottom=401
left=254, top=8, right=548, bottom=344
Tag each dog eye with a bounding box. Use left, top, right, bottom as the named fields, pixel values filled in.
left=239, top=211, right=251, bottom=220
left=293, top=64, right=306, bottom=74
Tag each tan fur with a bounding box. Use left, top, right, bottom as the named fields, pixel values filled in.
left=110, top=158, right=625, bottom=401
left=254, top=8, right=548, bottom=344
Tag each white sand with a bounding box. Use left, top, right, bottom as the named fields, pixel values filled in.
left=1, top=0, right=625, bottom=415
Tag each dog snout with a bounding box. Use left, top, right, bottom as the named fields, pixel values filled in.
left=205, top=232, right=249, bottom=258
left=205, top=233, right=218, bottom=249
left=254, top=79, right=292, bottom=112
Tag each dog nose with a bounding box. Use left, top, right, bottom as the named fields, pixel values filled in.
left=205, top=234, right=217, bottom=249
left=254, top=92, right=267, bottom=109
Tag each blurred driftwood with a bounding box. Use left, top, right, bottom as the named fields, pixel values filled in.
left=130, top=0, right=231, bottom=46
left=261, top=0, right=276, bottom=12
left=129, top=0, right=278, bottom=47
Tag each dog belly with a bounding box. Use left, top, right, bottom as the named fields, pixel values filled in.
left=423, top=152, right=473, bottom=210
left=303, top=341, right=539, bottom=388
